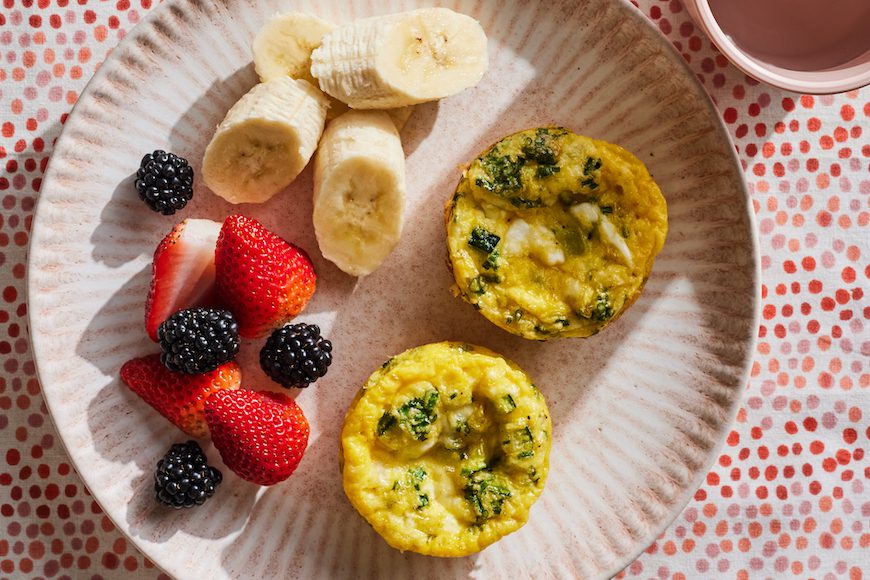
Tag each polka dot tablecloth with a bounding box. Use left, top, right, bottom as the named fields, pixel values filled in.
left=1, top=0, right=867, bottom=578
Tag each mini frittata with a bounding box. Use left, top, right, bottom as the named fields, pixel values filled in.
left=340, top=342, right=551, bottom=557
left=446, top=127, right=668, bottom=339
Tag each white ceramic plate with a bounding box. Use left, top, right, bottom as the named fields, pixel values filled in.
left=27, top=0, right=759, bottom=578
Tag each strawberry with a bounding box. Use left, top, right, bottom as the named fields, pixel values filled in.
left=120, top=354, right=241, bottom=438
left=145, top=218, right=222, bottom=341
left=204, top=389, right=310, bottom=485
left=215, top=215, right=316, bottom=338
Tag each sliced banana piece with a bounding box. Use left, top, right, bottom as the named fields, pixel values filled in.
left=313, top=110, right=406, bottom=276
left=251, top=12, right=348, bottom=121
left=202, top=78, right=329, bottom=204
left=310, top=7, right=488, bottom=109
left=252, top=12, right=335, bottom=86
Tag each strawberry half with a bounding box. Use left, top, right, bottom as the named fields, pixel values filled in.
left=215, top=215, right=316, bottom=338
left=204, top=390, right=310, bottom=485
left=120, top=354, right=241, bottom=437
left=145, top=218, right=222, bottom=341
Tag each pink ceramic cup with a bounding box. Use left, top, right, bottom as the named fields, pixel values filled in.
left=682, top=0, right=870, bottom=94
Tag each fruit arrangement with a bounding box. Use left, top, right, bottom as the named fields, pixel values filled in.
left=121, top=213, right=331, bottom=506
left=123, top=7, right=489, bottom=511
left=133, top=8, right=488, bottom=276
left=202, top=7, right=489, bottom=276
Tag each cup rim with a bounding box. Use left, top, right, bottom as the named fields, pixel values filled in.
left=691, top=0, right=870, bottom=94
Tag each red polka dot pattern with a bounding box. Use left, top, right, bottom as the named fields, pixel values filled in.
left=614, top=2, right=869, bottom=579
left=0, top=1, right=867, bottom=578
left=2, top=2, right=167, bottom=578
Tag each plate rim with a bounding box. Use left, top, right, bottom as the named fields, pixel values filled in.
left=26, top=0, right=761, bottom=577
left=581, top=5, right=761, bottom=578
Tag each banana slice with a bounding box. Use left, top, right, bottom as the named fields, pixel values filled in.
left=251, top=12, right=348, bottom=121
left=313, top=110, right=406, bottom=276
left=252, top=12, right=417, bottom=122
left=310, top=7, right=488, bottom=109
left=202, top=77, right=329, bottom=204
left=252, top=13, right=335, bottom=86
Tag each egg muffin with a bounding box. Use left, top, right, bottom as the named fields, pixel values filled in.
left=340, top=342, right=551, bottom=557
left=446, top=127, right=668, bottom=339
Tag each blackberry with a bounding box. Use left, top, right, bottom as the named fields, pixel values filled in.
left=158, top=308, right=240, bottom=374
left=135, top=150, right=194, bottom=215
left=154, top=440, right=222, bottom=509
left=260, top=323, right=333, bottom=388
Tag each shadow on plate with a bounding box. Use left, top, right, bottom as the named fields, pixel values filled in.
left=218, top=429, right=481, bottom=577
left=76, top=264, right=255, bottom=542
left=86, top=64, right=259, bottom=270
left=396, top=100, right=440, bottom=156
left=122, top=438, right=260, bottom=543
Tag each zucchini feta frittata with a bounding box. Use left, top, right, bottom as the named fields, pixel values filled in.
left=340, top=342, right=551, bottom=557
left=446, top=127, right=668, bottom=339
